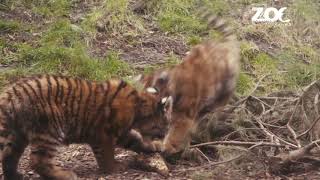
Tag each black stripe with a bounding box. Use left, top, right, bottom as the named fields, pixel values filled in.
left=83, top=80, right=92, bottom=120
left=45, top=76, right=61, bottom=136
left=127, top=90, right=138, bottom=99
left=0, top=104, right=10, bottom=121
left=70, top=78, right=79, bottom=117
left=64, top=77, right=73, bottom=120
left=74, top=79, right=85, bottom=137
left=86, top=81, right=110, bottom=135
left=109, top=80, right=127, bottom=105
left=46, top=75, right=52, bottom=105
left=59, top=77, right=65, bottom=104
left=79, top=80, right=92, bottom=139
left=53, top=76, right=61, bottom=103
left=75, top=79, right=84, bottom=124
left=16, top=83, right=40, bottom=115
left=6, top=92, right=12, bottom=101
left=35, top=78, right=45, bottom=102
left=12, top=87, right=23, bottom=101
left=25, top=81, right=46, bottom=113
left=106, top=80, right=127, bottom=128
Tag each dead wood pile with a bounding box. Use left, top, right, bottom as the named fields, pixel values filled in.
left=188, top=80, right=320, bottom=174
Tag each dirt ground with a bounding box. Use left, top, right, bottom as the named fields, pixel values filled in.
left=0, top=144, right=319, bottom=180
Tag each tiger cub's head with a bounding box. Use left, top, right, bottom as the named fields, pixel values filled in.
left=132, top=87, right=173, bottom=138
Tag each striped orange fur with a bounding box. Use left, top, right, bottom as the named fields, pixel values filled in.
left=0, top=74, right=167, bottom=180
left=136, top=7, right=240, bottom=155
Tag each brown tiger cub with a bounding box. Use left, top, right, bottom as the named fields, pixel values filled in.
left=0, top=75, right=171, bottom=180
left=136, top=8, right=240, bottom=155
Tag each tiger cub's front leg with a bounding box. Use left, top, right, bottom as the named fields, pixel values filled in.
left=90, top=135, right=116, bottom=174
left=29, top=136, right=77, bottom=180
left=120, top=129, right=163, bottom=153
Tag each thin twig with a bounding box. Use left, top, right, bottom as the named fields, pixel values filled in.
left=253, top=116, right=297, bottom=148
left=286, top=100, right=301, bottom=147
left=297, top=116, right=320, bottom=139
left=195, top=148, right=211, bottom=163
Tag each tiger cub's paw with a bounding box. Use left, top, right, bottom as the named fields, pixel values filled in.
left=150, top=140, right=164, bottom=152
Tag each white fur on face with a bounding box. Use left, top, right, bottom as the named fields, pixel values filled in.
left=146, top=87, right=157, bottom=94
left=161, top=96, right=173, bottom=104
left=161, top=97, right=168, bottom=104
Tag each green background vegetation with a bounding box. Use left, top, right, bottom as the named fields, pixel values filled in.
left=0, top=0, right=319, bottom=95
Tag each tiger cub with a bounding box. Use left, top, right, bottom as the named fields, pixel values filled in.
left=0, top=75, right=171, bottom=180
left=136, top=8, right=240, bottom=155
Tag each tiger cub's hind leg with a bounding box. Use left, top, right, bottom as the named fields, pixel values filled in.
left=29, top=136, right=78, bottom=180
left=1, top=134, right=27, bottom=180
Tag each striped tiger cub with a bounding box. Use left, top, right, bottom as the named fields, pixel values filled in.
left=0, top=75, right=171, bottom=180
left=136, top=7, right=240, bottom=155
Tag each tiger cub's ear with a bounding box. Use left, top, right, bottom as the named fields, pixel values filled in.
left=161, top=96, right=173, bottom=121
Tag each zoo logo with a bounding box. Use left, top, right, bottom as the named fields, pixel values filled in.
left=251, top=7, right=290, bottom=23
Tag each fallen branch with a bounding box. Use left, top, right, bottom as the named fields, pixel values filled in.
left=278, top=139, right=320, bottom=163
left=190, top=140, right=284, bottom=148
left=177, top=143, right=265, bottom=172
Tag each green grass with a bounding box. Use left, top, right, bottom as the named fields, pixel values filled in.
left=0, top=19, right=20, bottom=32
left=0, top=5, right=134, bottom=89
left=82, top=0, right=145, bottom=36
left=237, top=73, right=254, bottom=95
left=155, top=0, right=206, bottom=35
left=0, top=0, right=319, bottom=96
left=30, top=0, right=71, bottom=17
